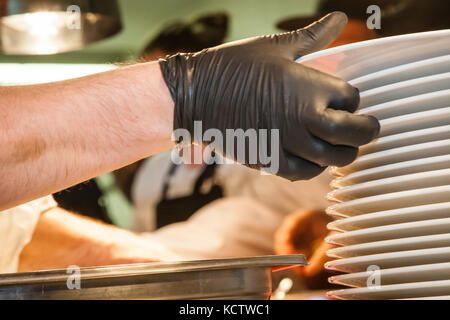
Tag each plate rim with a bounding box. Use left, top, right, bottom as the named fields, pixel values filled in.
left=327, top=201, right=450, bottom=229
left=327, top=185, right=450, bottom=217
left=359, top=125, right=450, bottom=156
left=328, top=168, right=450, bottom=202
left=358, top=89, right=450, bottom=115
left=350, top=54, right=450, bottom=87
left=327, top=279, right=450, bottom=300
left=325, top=246, right=450, bottom=271
left=327, top=233, right=450, bottom=259
left=334, top=138, right=450, bottom=176
left=360, top=71, right=450, bottom=99
left=330, top=155, right=450, bottom=185
left=298, top=29, right=450, bottom=63
left=329, top=262, right=450, bottom=287
left=326, top=217, right=450, bottom=245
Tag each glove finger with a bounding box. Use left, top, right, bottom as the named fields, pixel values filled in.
left=277, top=151, right=326, bottom=181
left=325, top=76, right=361, bottom=113
left=308, top=109, right=380, bottom=147
left=276, top=12, right=348, bottom=60
left=301, top=65, right=361, bottom=113
left=284, top=132, right=359, bottom=167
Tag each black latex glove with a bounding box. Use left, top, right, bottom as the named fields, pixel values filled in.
left=159, top=12, right=380, bottom=181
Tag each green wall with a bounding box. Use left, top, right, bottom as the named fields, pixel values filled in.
left=0, top=0, right=317, bottom=63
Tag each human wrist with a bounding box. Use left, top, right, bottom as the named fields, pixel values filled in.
left=139, top=61, right=176, bottom=152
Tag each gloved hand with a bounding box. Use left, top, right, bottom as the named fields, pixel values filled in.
left=159, top=12, right=380, bottom=181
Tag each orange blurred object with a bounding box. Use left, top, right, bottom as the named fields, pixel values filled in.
left=327, top=20, right=378, bottom=48
left=274, top=209, right=336, bottom=289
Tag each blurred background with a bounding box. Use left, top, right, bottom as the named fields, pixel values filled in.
left=0, top=0, right=317, bottom=64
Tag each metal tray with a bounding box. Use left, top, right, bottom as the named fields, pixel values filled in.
left=0, top=255, right=306, bottom=300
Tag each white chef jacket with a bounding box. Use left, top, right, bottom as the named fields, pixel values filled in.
left=142, top=197, right=287, bottom=259
left=132, top=146, right=332, bottom=259
left=0, top=196, right=57, bottom=273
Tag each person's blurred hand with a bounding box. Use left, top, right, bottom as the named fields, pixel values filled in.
left=303, top=232, right=338, bottom=277
left=274, top=209, right=336, bottom=288
left=18, top=207, right=180, bottom=272
left=100, top=233, right=181, bottom=266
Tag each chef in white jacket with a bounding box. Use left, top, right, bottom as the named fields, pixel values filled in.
left=0, top=197, right=57, bottom=273
left=132, top=145, right=332, bottom=260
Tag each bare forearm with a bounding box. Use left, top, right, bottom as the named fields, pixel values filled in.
left=1, top=62, right=174, bottom=210
left=18, top=207, right=178, bottom=272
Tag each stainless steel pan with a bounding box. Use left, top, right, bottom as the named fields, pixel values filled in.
left=0, top=255, right=306, bottom=300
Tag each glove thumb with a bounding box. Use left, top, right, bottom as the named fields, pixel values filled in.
left=277, top=11, right=348, bottom=60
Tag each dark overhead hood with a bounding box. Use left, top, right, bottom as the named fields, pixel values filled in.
left=0, top=0, right=122, bottom=55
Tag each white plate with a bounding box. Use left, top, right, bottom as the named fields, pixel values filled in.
left=328, top=169, right=450, bottom=202
left=326, top=218, right=450, bottom=246
left=333, top=139, right=450, bottom=176
left=325, top=247, right=450, bottom=273
left=378, top=107, right=450, bottom=137
left=328, top=280, right=450, bottom=300
left=327, top=202, right=450, bottom=231
left=326, top=186, right=450, bottom=217
left=359, top=125, right=450, bottom=156
left=298, top=30, right=450, bottom=80
left=329, top=262, right=450, bottom=287
left=357, top=89, right=450, bottom=120
left=350, top=55, right=450, bottom=91
left=327, top=234, right=450, bottom=259
left=334, top=43, right=450, bottom=82
left=330, top=155, right=450, bottom=187
left=402, top=296, right=450, bottom=300
left=358, top=72, right=450, bottom=109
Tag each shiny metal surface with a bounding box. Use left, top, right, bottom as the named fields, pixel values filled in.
left=0, top=0, right=122, bottom=55
left=0, top=255, right=306, bottom=300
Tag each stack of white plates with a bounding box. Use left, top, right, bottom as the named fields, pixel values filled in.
left=298, top=30, right=450, bottom=300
